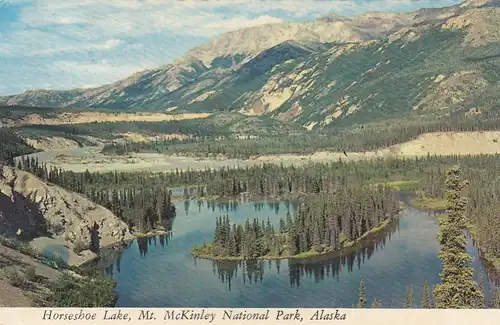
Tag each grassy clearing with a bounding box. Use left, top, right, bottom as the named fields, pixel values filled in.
left=410, top=197, right=447, bottom=210
left=381, top=180, right=421, bottom=191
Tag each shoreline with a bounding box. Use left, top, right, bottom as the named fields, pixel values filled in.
left=405, top=197, right=500, bottom=276
left=466, top=222, right=500, bottom=274
left=190, top=215, right=397, bottom=262
left=408, top=197, right=447, bottom=211
left=78, top=228, right=173, bottom=269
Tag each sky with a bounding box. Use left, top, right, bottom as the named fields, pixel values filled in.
left=0, top=0, right=464, bottom=96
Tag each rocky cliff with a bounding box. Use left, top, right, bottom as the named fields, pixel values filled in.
left=0, top=166, right=133, bottom=266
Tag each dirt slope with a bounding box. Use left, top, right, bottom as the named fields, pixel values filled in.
left=0, top=243, right=63, bottom=307
left=25, top=131, right=500, bottom=174
left=255, top=131, right=500, bottom=162
left=2, top=112, right=211, bottom=127
left=25, top=136, right=81, bottom=151
left=0, top=166, right=134, bottom=266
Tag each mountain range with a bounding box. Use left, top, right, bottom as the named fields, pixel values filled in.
left=1, top=0, right=500, bottom=131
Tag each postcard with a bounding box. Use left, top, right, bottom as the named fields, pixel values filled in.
left=0, top=0, right=499, bottom=324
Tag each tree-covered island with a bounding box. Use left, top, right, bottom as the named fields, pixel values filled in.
left=191, top=184, right=401, bottom=260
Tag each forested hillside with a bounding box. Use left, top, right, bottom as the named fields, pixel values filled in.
left=101, top=114, right=500, bottom=158
left=0, top=130, right=37, bottom=165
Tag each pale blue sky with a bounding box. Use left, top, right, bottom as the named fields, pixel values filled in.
left=0, top=0, right=463, bottom=96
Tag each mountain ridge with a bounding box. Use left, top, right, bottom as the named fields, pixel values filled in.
left=0, top=1, right=475, bottom=107
left=2, top=0, right=500, bottom=131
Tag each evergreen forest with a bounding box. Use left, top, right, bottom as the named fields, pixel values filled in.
left=8, top=145, right=500, bottom=308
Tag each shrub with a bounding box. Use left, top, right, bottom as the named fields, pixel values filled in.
left=46, top=272, right=117, bottom=307
left=312, top=244, right=324, bottom=253
left=4, top=269, right=27, bottom=288
left=0, top=236, right=38, bottom=257
left=24, top=266, right=37, bottom=282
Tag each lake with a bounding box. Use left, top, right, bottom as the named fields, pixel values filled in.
left=95, top=196, right=497, bottom=308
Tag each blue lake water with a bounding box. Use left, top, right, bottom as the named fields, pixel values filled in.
left=95, top=197, right=496, bottom=308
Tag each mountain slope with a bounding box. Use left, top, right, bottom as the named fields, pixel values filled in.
left=164, top=2, right=500, bottom=129
left=0, top=1, right=477, bottom=111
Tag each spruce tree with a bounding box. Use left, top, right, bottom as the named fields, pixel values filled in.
left=358, top=280, right=367, bottom=308
left=404, top=286, right=415, bottom=308
left=371, top=298, right=382, bottom=308
left=433, top=165, right=485, bottom=308
left=495, top=289, right=500, bottom=308
left=421, top=281, right=432, bottom=308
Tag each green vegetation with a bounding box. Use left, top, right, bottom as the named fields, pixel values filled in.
left=422, top=282, right=432, bottom=308
left=0, top=104, right=121, bottom=118
left=3, top=268, right=29, bottom=288
left=12, top=144, right=500, bottom=308
left=17, top=156, right=177, bottom=234
left=358, top=280, right=367, bottom=308
left=357, top=279, right=433, bottom=309
left=378, top=180, right=420, bottom=191
left=410, top=197, right=447, bottom=210
left=371, top=298, right=382, bottom=308
left=0, top=104, right=70, bottom=119
left=0, top=236, right=116, bottom=307
left=404, top=286, right=415, bottom=308
left=147, top=28, right=500, bottom=134
left=0, top=129, right=37, bottom=165
left=15, top=126, right=95, bottom=147
left=3, top=15, right=500, bottom=132
left=16, top=152, right=500, bottom=269
left=24, top=266, right=37, bottom=282
left=190, top=183, right=398, bottom=260
left=15, top=112, right=301, bottom=142
left=101, top=115, right=500, bottom=158
left=433, top=166, right=484, bottom=308
left=6, top=4, right=500, bottom=309
left=0, top=235, right=67, bottom=269
left=45, top=271, right=117, bottom=307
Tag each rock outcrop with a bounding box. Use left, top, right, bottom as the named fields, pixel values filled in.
left=0, top=166, right=134, bottom=265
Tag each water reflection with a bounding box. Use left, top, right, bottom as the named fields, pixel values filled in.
left=184, top=199, right=298, bottom=217
left=97, top=197, right=499, bottom=308
left=207, top=218, right=401, bottom=291
left=211, top=260, right=267, bottom=291
left=137, top=233, right=174, bottom=258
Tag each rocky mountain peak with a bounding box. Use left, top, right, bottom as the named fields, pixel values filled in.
left=0, top=0, right=498, bottom=112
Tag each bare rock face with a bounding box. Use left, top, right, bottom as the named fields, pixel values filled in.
left=442, top=7, right=500, bottom=47
left=0, top=166, right=133, bottom=264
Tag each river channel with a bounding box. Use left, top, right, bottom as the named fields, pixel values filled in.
left=92, top=194, right=497, bottom=308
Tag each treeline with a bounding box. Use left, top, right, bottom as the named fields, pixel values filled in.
left=17, top=156, right=176, bottom=233
left=17, top=111, right=295, bottom=142
left=0, top=129, right=37, bottom=165
left=193, top=184, right=398, bottom=259
left=419, top=160, right=500, bottom=271
left=18, top=118, right=231, bottom=139
left=17, top=155, right=424, bottom=200
left=15, top=150, right=500, bottom=273
left=212, top=218, right=400, bottom=291
left=15, top=126, right=94, bottom=147
left=101, top=114, right=500, bottom=158
left=356, top=167, right=490, bottom=308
